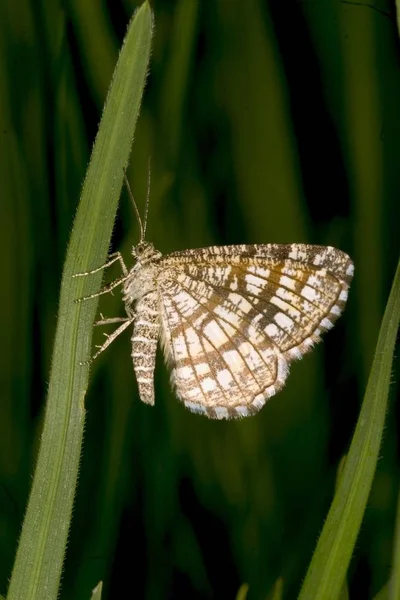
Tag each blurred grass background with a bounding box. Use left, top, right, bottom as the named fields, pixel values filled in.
left=0, top=1, right=399, bottom=599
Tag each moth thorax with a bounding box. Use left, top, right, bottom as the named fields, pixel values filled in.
left=122, top=262, right=160, bottom=303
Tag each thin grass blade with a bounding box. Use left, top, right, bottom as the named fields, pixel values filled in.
left=7, top=3, right=153, bottom=599
left=299, top=259, right=400, bottom=599
left=90, top=581, right=103, bottom=600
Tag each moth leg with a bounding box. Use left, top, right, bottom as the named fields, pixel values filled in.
left=80, top=318, right=134, bottom=365
left=94, top=315, right=131, bottom=327
left=75, top=275, right=129, bottom=303
left=73, top=252, right=128, bottom=278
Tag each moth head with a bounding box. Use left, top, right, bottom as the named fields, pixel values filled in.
left=132, top=241, right=155, bottom=261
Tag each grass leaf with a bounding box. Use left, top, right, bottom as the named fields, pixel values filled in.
left=90, top=581, right=103, bottom=600
left=235, top=583, right=249, bottom=600
left=7, top=3, right=153, bottom=599
left=299, top=259, right=400, bottom=599
left=268, top=578, right=284, bottom=600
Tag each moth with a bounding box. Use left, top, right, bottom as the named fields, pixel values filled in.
left=74, top=176, right=353, bottom=419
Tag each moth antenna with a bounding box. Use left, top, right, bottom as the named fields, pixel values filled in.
left=143, top=157, right=151, bottom=239
left=123, top=168, right=144, bottom=243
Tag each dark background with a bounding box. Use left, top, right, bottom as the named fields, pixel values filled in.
left=0, top=1, right=399, bottom=599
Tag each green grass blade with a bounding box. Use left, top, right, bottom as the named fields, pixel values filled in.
left=268, top=578, right=284, bottom=600
left=235, top=583, right=249, bottom=600
left=159, top=0, right=198, bottom=165
left=7, top=3, right=153, bottom=600
left=298, top=259, right=400, bottom=600
left=90, top=582, right=103, bottom=600
left=373, top=582, right=388, bottom=600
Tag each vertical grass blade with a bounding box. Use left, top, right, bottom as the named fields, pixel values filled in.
left=373, top=584, right=388, bottom=600
left=268, top=578, right=284, bottom=600
left=235, top=583, right=249, bottom=600
left=298, top=259, right=400, bottom=600
left=159, top=0, right=198, bottom=166
left=7, top=3, right=153, bottom=599
left=90, top=582, right=103, bottom=600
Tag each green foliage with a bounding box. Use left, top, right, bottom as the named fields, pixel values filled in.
left=5, top=4, right=152, bottom=599
left=236, top=583, right=249, bottom=600
left=90, top=582, right=103, bottom=600
left=0, top=1, right=398, bottom=599
left=299, top=260, right=400, bottom=598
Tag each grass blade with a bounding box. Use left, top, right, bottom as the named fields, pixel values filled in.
left=299, top=259, right=400, bottom=600
left=7, top=3, right=153, bottom=599
left=235, top=583, right=249, bottom=600
left=268, top=578, right=284, bottom=600
left=90, top=582, right=103, bottom=600
left=373, top=583, right=388, bottom=600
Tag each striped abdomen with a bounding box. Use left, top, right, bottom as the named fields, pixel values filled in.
left=131, top=291, right=160, bottom=405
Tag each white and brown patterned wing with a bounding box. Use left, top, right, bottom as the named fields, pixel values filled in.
left=159, top=275, right=288, bottom=419
left=158, top=244, right=353, bottom=419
